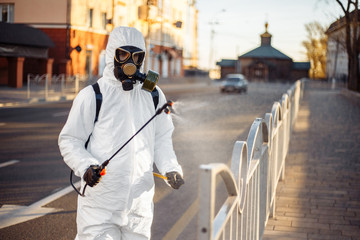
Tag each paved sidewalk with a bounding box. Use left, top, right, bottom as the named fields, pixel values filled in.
left=263, top=81, right=360, bottom=240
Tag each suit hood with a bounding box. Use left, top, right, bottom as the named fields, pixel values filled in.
left=103, top=26, right=146, bottom=82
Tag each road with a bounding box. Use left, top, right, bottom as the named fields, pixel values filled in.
left=0, top=82, right=292, bottom=239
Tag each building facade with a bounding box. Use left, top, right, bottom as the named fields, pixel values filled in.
left=137, top=0, right=198, bottom=78
left=217, top=23, right=310, bottom=82
left=325, top=11, right=360, bottom=82
left=0, top=0, right=198, bottom=87
left=0, top=22, right=54, bottom=87
left=216, top=59, right=237, bottom=79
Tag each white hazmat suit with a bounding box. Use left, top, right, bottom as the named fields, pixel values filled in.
left=58, top=26, right=183, bottom=240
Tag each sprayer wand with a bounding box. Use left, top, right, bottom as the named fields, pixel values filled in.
left=71, top=100, right=174, bottom=197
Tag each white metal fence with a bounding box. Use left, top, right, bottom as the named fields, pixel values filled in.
left=198, top=79, right=305, bottom=240
left=26, top=74, right=98, bottom=101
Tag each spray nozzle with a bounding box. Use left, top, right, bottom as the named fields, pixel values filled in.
left=156, top=100, right=174, bottom=115
left=167, top=100, right=173, bottom=107
left=166, top=101, right=174, bottom=114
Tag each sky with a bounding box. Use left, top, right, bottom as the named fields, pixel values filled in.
left=195, top=0, right=347, bottom=70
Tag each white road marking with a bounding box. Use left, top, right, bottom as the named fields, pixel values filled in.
left=0, top=181, right=80, bottom=229
left=162, top=197, right=199, bottom=240
left=52, top=111, right=69, bottom=117
left=0, top=160, right=20, bottom=168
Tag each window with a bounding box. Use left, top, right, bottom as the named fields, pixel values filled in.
left=117, top=16, right=124, bottom=26
left=0, top=4, right=14, bottom=23
left=147, top=0, right=157, bottom=5
left=87, top=8, right=93, bottom=28
left=101, top=12, right=107, bottom=30
left=255, top=69, right=264, bottom=78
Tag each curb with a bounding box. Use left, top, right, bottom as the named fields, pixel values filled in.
left=0, top=94, right=76, bottom=108
left=341, top=88, right=360, bottom=98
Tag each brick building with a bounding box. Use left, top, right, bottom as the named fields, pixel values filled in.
left=0, top=22, right=54, bottom=88
left=0, top=0, right=198, bottom=87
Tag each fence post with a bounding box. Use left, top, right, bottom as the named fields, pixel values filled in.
left=198, top=165, right=214, bottom=240
left=27, top=74, right=31, bottom=99
left=61, top=74, right=65, bottom=96
left=45, top=74, right=49, bottom=101
left=75, top=75, right=79, bottom=93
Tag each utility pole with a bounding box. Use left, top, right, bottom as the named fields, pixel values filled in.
left=144, top=1, right=151, bottom=72
left=208, top=23, right=217, bottom=72
left=208, top=9, right=225, bottom=72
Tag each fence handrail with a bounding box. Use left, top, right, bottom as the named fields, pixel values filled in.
left=230, top=141, right=248, bottom=213
left=198, top=79, right=305, bottom=240
left=26, top=73, right=95, bottom=100
left=247, top=118, right=269, bottom=163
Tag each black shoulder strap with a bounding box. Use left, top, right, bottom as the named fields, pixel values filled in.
left=92, top=82, right=102, bottom=123
left=85, top=82, right=102, bottom=149
left=151, top=87, right=159, bottom=109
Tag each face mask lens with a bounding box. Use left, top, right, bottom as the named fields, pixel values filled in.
left=133, top=51, right=145, bottom=65
left=115, top=48, right=131, bottom=63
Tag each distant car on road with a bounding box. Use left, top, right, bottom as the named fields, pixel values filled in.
left=220, top=74, right=248, bottom=93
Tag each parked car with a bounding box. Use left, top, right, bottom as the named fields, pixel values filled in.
left=220, top=74, right=248, bottom=93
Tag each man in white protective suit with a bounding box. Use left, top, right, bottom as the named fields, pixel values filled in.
left=58, top=26, right=184, bottom=240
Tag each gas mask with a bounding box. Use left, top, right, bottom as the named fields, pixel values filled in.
left=114, top=45, right=159, bottom=92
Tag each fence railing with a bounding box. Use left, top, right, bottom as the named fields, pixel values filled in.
left=26, top=74, right=98, bottom=101
left=198, top=79, right=305, bottom=240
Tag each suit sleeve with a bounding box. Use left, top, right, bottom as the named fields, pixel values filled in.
left=58, top=86, right=100, bottom=177
left=153, top=87, right=183, bottom=176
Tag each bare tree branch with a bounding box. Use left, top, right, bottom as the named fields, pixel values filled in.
left=336, top=0, right=347, bottom=13
left=347, top=0, right=352, bottom=11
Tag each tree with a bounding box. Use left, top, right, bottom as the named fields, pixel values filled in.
left=302, top=21, right=328, bottom=79
left=334, top=0, right=360, bottom=92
